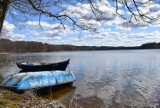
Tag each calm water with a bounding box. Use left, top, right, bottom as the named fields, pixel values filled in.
left=1, top=50, right=160, bottom=108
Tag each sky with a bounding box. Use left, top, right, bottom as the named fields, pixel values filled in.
left=1, top=0, right=160, bottom=46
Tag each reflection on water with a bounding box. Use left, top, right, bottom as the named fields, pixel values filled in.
left=36, top=85, right=76, bottom=100
left=1, top=50, right=160, bottom=107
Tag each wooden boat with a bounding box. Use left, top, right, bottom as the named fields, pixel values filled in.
left=1, top=71, right=76, bottom=91
left=16, top=59, right=70, bottom=72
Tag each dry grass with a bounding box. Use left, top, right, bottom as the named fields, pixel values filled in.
left=0, top=87, right=65, bottom=108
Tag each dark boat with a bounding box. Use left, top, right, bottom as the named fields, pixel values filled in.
left=17, top=59, right=70, bottom=72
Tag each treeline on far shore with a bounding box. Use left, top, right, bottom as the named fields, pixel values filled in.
left=0, top=38, right=160, bottom=53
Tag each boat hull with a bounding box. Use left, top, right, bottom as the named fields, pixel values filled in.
left=17, top=59, right=70, bottom=72
left=1, top=71, right=76, bottom=91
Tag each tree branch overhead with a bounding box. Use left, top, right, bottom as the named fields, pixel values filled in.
left=0, top=0, right=159, bottom=34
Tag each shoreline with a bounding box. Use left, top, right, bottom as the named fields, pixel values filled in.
left=0, top=48, right=160, bottom=54
left=0, top=52, right=10, bottom=54
left=0, top=87, right=65, bottom=108
left=0, top=76, right=65, bottom=108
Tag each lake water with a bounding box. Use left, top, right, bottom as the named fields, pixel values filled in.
left=1, top=50, right=160, bottom=108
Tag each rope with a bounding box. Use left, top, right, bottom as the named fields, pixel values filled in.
left=68, top=63, right=71, bottom=73
left=0, top=84, right=3, bottom=88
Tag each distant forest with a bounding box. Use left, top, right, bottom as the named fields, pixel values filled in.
left=0, top=38, right=160, bottom=53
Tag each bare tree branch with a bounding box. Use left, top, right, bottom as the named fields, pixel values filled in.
left=27, top=0, right=87, bottom=30
left=0, top=0, right=159, bottom=35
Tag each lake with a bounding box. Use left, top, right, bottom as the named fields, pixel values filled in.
left=1, top=50, right=160, bottom=108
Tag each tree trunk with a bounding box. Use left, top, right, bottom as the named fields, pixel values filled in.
left=0, top=0, right=11, bottom=35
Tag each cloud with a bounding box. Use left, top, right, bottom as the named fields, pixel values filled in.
left=1, top=21, right=25, bottom=41
left=76, top=19, right=101, bottom=29
left=34, top=36, right=61, bottom=41
left=23, top=21, right=77, bottom=36
left=107, top=0, right=159, bottom=28
left=2, top=21, right=15, bottom=32
left=116, top=26, right=131, bottom=31
left=23, top=21, right=63, bottom=30
left=20, top=21, right=81, bottom=44
left=80, top=28, right=160, bottom=46
left=29, top=30, right=40, bottom=36
left=2, top=1, right=160, bottom=47
left=3, top=19, right=160, bottom=46
left=60, top=1, right=117, bottom=29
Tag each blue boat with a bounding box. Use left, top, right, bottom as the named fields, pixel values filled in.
left=1, top=71, right=76, bottom=91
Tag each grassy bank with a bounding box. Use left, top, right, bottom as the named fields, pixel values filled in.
left=0, top=52, right=10, bottom=54
left=0, top=76, right=65, bottom=108
left=0, top=87, right=65, bottom=108
left=0, top=88, right=64, bottom=108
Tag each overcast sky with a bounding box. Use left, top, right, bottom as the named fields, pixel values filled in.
left=1, top=0, right=160, bottom=46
